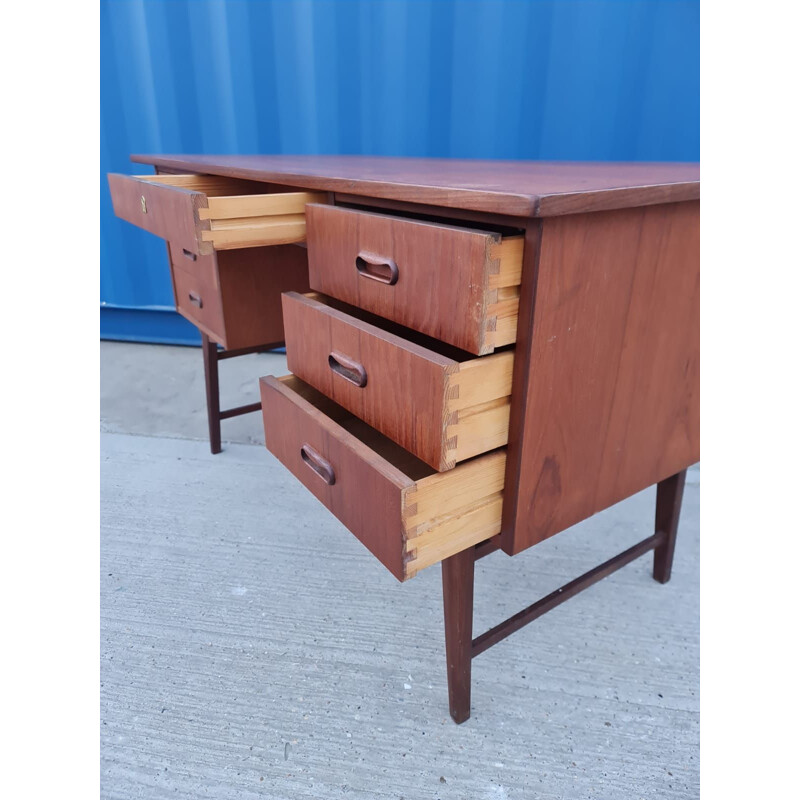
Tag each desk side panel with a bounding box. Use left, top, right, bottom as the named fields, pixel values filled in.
left=503, top=201, right=700, bottom=554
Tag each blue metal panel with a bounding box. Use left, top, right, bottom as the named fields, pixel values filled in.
left=101, top=0, right=699, bottom=344
left=100, top=304, right=201, bottom=346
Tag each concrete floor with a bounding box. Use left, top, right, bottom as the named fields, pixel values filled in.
left=101, top=340, right=700, bottom=799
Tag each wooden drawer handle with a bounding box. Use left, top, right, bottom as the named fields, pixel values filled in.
left=356, top=251, right=399, bottom=286
left=188, top=291, right=203, bottom=309
left=328, top=351, right=368, bottom=388
left=182, top=249, right=197, bottom=261
left=300, top=444, right=336, bottom=486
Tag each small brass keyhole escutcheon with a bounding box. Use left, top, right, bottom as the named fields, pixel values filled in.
left=140, top=196, right=147, bottom=213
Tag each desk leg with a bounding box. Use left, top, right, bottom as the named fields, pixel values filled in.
left=438, top=475, right=687, bottom=722
left=442, top=547, right=475, bottom=724
left=201, top=333, right=222, bottom=455
left=653, top=469, right=687, bottom=584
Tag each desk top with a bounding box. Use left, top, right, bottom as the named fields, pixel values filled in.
left=132, top=154, right=699, bottom=218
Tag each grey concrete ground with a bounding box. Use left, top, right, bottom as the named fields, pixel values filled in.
left=101, top=341, right=288, bottom=445
left=101, top=341, right=700, bottom=799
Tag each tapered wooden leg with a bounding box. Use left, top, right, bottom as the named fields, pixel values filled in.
left=653, top=469, right=687, bottom=583
left=442, top=547, right=475, bottom=723
left=201, top=333, right=222, bottom=455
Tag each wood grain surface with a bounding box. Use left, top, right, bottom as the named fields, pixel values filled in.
left=133, top=173, right=281, bottom=196
left=261, top=376, right=506, bottom=580
left=261, top=375, right=414, bottom=581
left=200, top=191, right=327, bottom=220
left=282, top=292, right=513, bottom=470
left=110, top=173, right=325, bottom=252
left=171, top=261, right=226, bottom=344
left=130, top=154, right=699, bottom=218
left=167, top=241, right=217, bottom=284
left=502, top=201, right=700, bottom=554
left=166, top=243, right=310, bottom=350
left=305, top=204, right=521, bottom=354
left=109, top=173, right=211, bottom=255
left=215, top=245, right=310, bottom=350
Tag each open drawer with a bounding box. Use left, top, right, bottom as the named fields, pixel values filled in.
left=108, top=173, right=326, bottom=255
left=261, top=375, right=505, bottom=581
left=305, top=203, right=524, bottom=355
left=283, top=292, right=514, bottom=471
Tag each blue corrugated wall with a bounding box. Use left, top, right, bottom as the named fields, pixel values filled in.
left=101, top=0, right=700, bottom=345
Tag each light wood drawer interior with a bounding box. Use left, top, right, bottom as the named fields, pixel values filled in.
left=283, top=291, right=513, bottom=471
left=261, top=375, right=505, bottom=581
left=108, top=172, right=326, bottom=254
left=305, top=203, right=523, bottom=355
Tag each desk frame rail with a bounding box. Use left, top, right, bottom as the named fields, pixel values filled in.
left=201, top=333, right=284, bottom=454
left=442, top=469, right=687, bottom=723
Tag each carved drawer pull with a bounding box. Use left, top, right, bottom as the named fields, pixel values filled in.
left=300, top=444, right=336, bottom=486
left=328, top=351, right=368, bottom=388
left=355, top=251, right=399, bottom=285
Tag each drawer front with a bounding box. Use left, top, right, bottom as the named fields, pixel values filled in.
left=305, top=204, right=523, bottom=355
left=172, top=262, right=225, bottom=343
left=283, top=292, right=514, bottom=470
left=109, top=173, right=206, bottom=256
left=108, top=173, right=326, bottom=253
left=169, top=242, right=310, bottom=351
left=261, top=375, right=506, bottom=581
left=168, top=241, right=217, bottom=282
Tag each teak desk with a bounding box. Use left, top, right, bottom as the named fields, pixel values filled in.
left=109, top=156, right=699, bottom=723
